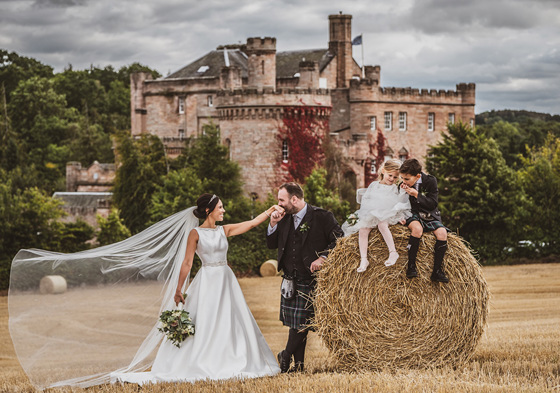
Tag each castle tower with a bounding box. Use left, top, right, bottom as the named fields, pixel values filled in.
left=246, top=37, right=277, bottom=90
left=130, top=72, right=152, bottom=136
left=329, top=14, right=353, bottom=88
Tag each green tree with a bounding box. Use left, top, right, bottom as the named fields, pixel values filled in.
left=178, top=122, right=243, bottom=201
left=149, top=167, right=206, bottom=223
left=97, top=209, right=132, bottom=246
left=517, top=134, right=560, bottom=256
left=303, top=167, right=350, bottom=224
left=113, top=134, right=167, bottom=234
left=0, top=50, right=54, bottom=104
left=0, top=177, right=69, bottom=289
left=426, top=122, right=524, bottom=262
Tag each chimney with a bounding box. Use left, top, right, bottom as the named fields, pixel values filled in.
left=328, top=14, right=353, bottom=88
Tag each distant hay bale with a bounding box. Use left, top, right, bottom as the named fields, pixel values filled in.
left=314, top=225, right=489, bottom=371
left=39, top=275, right=67, bottom=295
left=260, top=259, right=279, bottom=277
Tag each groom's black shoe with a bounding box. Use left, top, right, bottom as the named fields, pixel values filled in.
left=277, top=350, right=291, bottom=373
left=288, top=361, right=304, bottom=373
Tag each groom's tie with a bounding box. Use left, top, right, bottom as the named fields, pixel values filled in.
left=292, top=214, right=299, bottom=229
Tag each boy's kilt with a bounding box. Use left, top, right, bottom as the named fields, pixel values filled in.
left=280, top=280, right=316, bottom=331
left=405, top=213, right=449, bottom=232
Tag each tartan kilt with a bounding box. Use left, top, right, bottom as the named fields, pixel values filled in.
left=280, top=281, right=316, bottom=331
left=406, top=213, right=449, bottom=232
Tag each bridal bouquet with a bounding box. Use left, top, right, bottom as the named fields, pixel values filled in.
left=346, top=213, right=359, bottom=226
left=158, top=295, right=195, bottom=348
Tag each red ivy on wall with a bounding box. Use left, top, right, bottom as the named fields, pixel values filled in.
left=277, top=105, right=330, bottom=184
left=364, top=129, right=387, bottom=186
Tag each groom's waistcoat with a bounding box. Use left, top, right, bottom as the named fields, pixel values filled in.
left=266, top=204, right=344, bottom=275
left=282, top=219, right=311, bottom=280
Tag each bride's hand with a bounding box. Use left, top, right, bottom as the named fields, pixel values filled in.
left=269, top=205, right=285, bottom=226
left=174, top=292, right=185, bottom=306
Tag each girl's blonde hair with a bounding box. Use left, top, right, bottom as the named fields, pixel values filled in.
left=379, top=158, right=402, bottom=180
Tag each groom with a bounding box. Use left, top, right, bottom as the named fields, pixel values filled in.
left=267, top=182, right=343, bottom=373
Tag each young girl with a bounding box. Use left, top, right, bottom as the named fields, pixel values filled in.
left=342, top=159, right=411, bottom=272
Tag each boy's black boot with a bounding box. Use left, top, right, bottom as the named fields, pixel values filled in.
left=406, top=235, right=421, bottom=278
left=431, top=239, right=449, bottom=283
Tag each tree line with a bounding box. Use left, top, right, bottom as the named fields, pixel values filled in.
left=1, top=49, right=559, bottom=290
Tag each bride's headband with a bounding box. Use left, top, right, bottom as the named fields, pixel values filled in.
left=209, top=194, right=217, bottom=205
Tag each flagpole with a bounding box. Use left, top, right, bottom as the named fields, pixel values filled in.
left=361, top=33, right=365, bottom=78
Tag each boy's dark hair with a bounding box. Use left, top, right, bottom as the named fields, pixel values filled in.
left=399, top=158, right=422, bottom=176
left=279, top=182, right=304, bottom=199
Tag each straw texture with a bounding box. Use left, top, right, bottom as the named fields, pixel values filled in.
left=314, top=225, right=489, bottom=371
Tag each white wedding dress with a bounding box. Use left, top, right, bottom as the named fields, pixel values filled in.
left=113, top=226, right=280, bottom=384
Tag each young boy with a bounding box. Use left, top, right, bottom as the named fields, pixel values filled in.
left=399, top=158, right=449, bottom=283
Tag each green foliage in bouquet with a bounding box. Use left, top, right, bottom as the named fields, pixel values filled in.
left=158, top=296, right=195, bottom=348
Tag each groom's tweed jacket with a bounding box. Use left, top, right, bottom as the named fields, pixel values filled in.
left=266, top=204, right=343, bottom=277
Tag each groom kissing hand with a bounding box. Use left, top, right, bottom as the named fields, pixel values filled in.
left=266, top=182, right=343, bottom=373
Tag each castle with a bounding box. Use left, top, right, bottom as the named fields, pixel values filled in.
left=130, top=13, right=475, bottom=199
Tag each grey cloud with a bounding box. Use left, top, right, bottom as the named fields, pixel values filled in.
left=33, top=0, right=87, bottom=8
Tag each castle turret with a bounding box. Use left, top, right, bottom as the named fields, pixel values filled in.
left=246, top=37, right=276, bottom=90
left=329, top=14, right=353, bottom=88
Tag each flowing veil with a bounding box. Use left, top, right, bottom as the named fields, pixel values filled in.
left=8, top=207, right=199, bottom=389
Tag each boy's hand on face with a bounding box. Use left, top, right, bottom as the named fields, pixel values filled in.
left=401, top=183, right=419, bottom=198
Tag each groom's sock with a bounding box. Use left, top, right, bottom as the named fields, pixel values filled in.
left=293, top=330, right=308, bottom=365
left=285, top=328, right=299, bottom=358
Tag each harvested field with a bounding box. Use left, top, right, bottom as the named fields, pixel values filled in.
left=1, top=263, right=559, bottom=392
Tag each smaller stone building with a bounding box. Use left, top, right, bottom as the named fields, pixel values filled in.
left=53, top=192, right=112, bottom=228
left=66, top=161, right=116, bottom=192
left=56, top=161, right=116, bottom=228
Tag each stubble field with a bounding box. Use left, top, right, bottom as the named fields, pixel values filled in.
left=1, top=263, right=559, bottom=393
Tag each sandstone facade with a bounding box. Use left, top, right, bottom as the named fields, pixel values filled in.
left=130, top=14, right=475, bottom=199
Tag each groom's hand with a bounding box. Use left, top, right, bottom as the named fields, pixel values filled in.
left=270, top=207, right=285, bottom=228
left=310, top=257, right=326, bottom=272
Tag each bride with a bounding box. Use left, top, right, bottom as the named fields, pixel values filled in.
left=8, top=193, right=281, bottom=388
left=113, top=193, right=281, bottom=384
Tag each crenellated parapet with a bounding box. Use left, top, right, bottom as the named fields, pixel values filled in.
left=349, top=80, right=476, bottom=105
left=217, top=87, right=331, bottom=121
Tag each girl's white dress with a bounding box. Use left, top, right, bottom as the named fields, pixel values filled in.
left=342, top=181, right=411, bottom=236
left=113, top=226, right=280, bottom=384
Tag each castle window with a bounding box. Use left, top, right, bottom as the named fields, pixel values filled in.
left=470, top=118, right=475, bottom=128
left=369, top=116, right=377, bottom=131
left=225, top=138, right=232, bottom=160
left=370, top=159, right=377, bottom=174
left=398, top=112, right=407, bottom=131
left=319, top=78, right=327, bottom=89
left=448, top=113, right=455, bottom=124
left=207, top=95, right=213, bottom=107
left=178, top=129, right=185, bottom=140
left=384, top=112, right=392, bottom=131
left=93, top=173, right=99, bottom=180
left=197, top=65, right=209, bottom=73
left=282, top=140, right=289, bottom=163
left=178, top=98, right=185, bottom=114
left=428, top=113, right=435, bottom=132
left=262, top=60, right=265, bottom=74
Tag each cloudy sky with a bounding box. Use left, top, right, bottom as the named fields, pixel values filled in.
left=1, top=0, right=559, bottom=114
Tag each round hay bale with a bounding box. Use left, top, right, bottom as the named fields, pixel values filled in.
left=314, top=225, right=489, bottom=371
left=39, top=275, right=67, bottom=295
left=260, top=259, right=279, bottom=277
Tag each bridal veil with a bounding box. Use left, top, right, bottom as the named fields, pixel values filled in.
left=8, top=207, right=199, bottom=388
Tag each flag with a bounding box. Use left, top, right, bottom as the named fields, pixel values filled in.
left=352, top=35, right=362, bottom=45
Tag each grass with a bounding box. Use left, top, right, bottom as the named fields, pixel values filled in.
left=1, top=263, right=559, bottom=392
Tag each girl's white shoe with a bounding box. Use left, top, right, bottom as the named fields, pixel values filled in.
left=384, top=251, right=399, bottom=267
left=357, top=258, right=369, bottom=273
